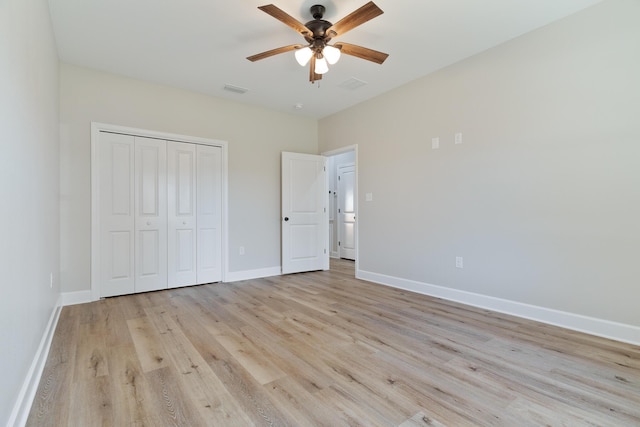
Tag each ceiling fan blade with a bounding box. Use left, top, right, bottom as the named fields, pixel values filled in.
left=258, top=4, right=311, bottom=37
left=334, top=42, right=388, bottom=64
left=247, top=44, right=302, bottom=62
left=326, top=1, right=383, bottom=38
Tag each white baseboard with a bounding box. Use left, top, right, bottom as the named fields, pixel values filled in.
left=357, top=269, right=640, bottom=346
left=7, top=296, right=63, bottom=427
left=60, top=290, right=93, bottom=306
left=225, top=266, right=281, bottom=283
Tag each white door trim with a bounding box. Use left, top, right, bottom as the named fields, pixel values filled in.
left=321, top=145, right=358, bottom=271
left=91, top=122, right=229, bottom=301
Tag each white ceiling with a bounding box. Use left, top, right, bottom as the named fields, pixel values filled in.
left=48, top=0, right=602, bottom=119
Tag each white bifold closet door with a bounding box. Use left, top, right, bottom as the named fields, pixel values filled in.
left=98, top=132, right=136, bottom=297
left=135, top=137, right=168, bottom=293
left=98, top=132, right=221, bottom=297
left=196, top=144, right=222, bottom=284
left=166, top=142, right=222, bottom=287
left=167, top=141, right=197, bottom=287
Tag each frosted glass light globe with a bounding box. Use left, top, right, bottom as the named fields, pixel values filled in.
left=323, top=45, right=341, bottom=65
left=295, top=47, right=313, bottom=66
left=315, top=56, right=329, bottom=74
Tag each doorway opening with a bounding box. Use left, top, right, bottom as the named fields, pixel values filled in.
left=323, top=145, right=357, bottom=276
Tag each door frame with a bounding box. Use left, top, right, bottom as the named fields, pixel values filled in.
left=90, top=122, right=229, bottom=301
left=322, top=145, right=358, bottom=272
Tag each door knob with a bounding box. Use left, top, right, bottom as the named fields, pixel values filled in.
left=146, top=221, right=151, bottom=226
left=182, top=221, right=186, bottom=225
left=284, top=217, right=289, bottom=222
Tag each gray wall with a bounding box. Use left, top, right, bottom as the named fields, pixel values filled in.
left=319, top=0, right=640, bottom=327
left=59, top=64, right=318, bottom=293
left=0, top=0, right=60, bottom=424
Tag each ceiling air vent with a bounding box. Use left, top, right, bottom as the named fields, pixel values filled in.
left=223, top=84, right=249, bottom=94
left=338, top=77, right=367, bottom=90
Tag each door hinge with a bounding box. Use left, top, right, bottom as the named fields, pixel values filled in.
left=324, top=249, right=327, bottom=254
left=338, top=176, right=341, bottom=181
left=338, top=241, right=341, bottom=246
left=338, top=208, right=341, bottom=213
left=324, top=207, right=326, bottom=213
left=323, top=166, right=326, bottom=172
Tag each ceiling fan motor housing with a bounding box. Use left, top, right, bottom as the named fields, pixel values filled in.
left=305, top=4, right=333, bottom=43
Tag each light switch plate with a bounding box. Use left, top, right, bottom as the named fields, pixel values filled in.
left=365, top=192, right=373, bottom=202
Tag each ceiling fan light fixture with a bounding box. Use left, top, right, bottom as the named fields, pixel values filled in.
left=314, top=56, right=329, bottom=74
left=323, top=45, right=341, bottom=65
left=295, top=46, right=313, bottom=66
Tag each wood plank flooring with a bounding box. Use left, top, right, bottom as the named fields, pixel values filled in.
left=27, top=259, right=640, bottom=426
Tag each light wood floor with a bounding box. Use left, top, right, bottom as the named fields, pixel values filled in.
left=28, top=259, right=640, bottom=426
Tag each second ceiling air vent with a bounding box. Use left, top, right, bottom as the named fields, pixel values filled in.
left=338, top=77, right=368, bottom=90
left=223, top=84, right=249, bottom=94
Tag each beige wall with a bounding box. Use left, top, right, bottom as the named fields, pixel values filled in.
left=319, top=0, right=640, bottom=327
left=0, top=0, right=60, bottom=423
left=60, top=64, right=318, bottom=293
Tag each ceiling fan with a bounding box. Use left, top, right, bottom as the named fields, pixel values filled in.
left=247, top=2, right=389, bottom=83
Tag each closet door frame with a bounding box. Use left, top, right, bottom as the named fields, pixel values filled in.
left=91, top=122, right=228, bottom=301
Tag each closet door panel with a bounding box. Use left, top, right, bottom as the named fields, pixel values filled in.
left=196, top=145, right=222, bottom=284
left=98, top=132, right=135, bottom=297
left=134, top=137, right=168, bottom=293
left=167, top=141, right=197, bottom=288
left=110, top=232, right=132, bottom=279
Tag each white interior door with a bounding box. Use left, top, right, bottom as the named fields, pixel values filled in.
left=282, top=152, right=328, bottom=274
left=134, top=137, right=168, bottom=293
left=338, top=164, right=356, bottom=260
left=196, top=144, right=222, bottom=283
left=167, top=141, right=197, bottom=288
left=98, top=132, right=135, bottom=297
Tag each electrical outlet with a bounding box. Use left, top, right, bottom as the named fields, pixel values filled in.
left=239, top=246, right=245, bottom=255
left=455, top=132, right=463, bottom=144
left=365, top=192, right=373, bottom=202
left=455, top=257, right=463, bottom=269
left=431, top=137, right=440, bottom=149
